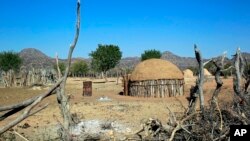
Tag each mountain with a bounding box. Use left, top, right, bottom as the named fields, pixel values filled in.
left=18, top=48, right=250, bottom=71
left=161, top=51, right=198, bottom=69
left=242, top=52, right=250, bottom=62
left=19, top=48, right=54, bottom=69
left=18, top=48, right=89, bottom=69
left=117, top=57, right=140, bottom=69
left=118, top=52, right=199, bottom=70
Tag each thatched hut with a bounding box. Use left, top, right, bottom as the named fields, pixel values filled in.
left=204, top=68, right=212, bottom=76
left=183, top=69, right=194, bottom=78
left=183, top=69, right=195, bottom=84
left=127, top=59, right=184, bottom=97
left=204, top=68, right=214, bottom=82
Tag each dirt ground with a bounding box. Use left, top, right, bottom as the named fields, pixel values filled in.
left=0, top=77, right=234, bottom=140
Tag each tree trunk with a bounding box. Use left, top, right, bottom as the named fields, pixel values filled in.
left=233, top=48, right=249, bottom=106
left=194, top=45, right=205, bottom=115
left=102, top=71, right=108, bottom=82
left=56, top=1, right=80, bottom=140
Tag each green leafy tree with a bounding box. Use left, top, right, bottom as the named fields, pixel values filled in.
left=141, top=49, right=162, bottom=61
left=54, top=62, right=66, bottom=75
left=0, top=51, right=22, bottom=72
left=89, top=44, right=122, bottom=78
left=222, top=62, right=232, bottom=78
left=71, top=60, right=88, bottom=74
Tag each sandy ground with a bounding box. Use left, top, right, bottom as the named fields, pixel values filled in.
left=0, top=77, right=234, bottom=140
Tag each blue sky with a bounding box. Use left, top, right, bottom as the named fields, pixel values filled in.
left=0, top=0, right=249, bottom=59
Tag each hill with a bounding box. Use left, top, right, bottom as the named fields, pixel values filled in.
left=117, top=57, right=140, bottom=70
left=18, top=48, right=250, bottom=70
left=242, top=52, right=250, bottom=62
left=19, top=48, right=54, bottom=69
left=161, top=51, right=198, bottom=69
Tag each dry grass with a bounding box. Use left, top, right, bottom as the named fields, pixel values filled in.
left=0, top=77, right=234, bottom=140
left=183, top=69, right=194, bottom=78
left=130, top=59, right=184, bottom=81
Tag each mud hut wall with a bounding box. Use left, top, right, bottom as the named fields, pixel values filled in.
left=123, top=75, right=129, bottom=96
left=128, top=79, right=184, bottom=97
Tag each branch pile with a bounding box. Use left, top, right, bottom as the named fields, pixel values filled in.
left=124, top=46, right=250, bottom=141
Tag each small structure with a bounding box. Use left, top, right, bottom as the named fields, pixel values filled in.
left=183, top=69, right=194, bottom=78
left=126, top=59, right=184, bottom=97
left=204, top=68, right=213, bottom=82
left=183, top=69, right=195, bottom=84
left=83, top=81, right=92, bottom=96
left=204, top=68, right=212, bottom=76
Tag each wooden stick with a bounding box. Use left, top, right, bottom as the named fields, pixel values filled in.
left=13, top=130, right=30, bottom=141
left=166, top=106, right=177, bottom=126
left=213, top=128, right=229, bottom=141
left=203, top=59, right=212, bottom=66
left=55, top=52, right=62, bottom=79
left=215, top=100, right=223, bottom=131
left=169, top=112, right=201, bottom=141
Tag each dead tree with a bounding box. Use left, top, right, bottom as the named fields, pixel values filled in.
left=243, top=57, right=250, bottom=93
left=55, top=52, right=62, bottom=79
left=0, top=1, right=81, bottom=138
left=132, top=48, right=249, bottom=141
left=233, top=48, right=249, bottom=106
left=209, top=52, right=232, bottom=131
left=211, top=52, right=227, bottom=108
left=56, top=0, right=80, bottom=140
left=187, top=82, right=199, bottom=115
left=187, top=45, right=207, bottom=116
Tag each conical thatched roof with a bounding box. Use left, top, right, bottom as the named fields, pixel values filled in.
left=130, top=59, right=184, bottom=81
left=183, top=69, right=194, bottom=78
left=204, top=68, right=212, bottom=76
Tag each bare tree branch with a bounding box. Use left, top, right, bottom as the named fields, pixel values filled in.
left=0, top=99, right=49, bottom=134
left=221, top=66, right=233, bottom=72
left=13, top=130, right=30, bottom=141
left=0, top=76, right=62, bottom=134
left=169, top=112, right=201, bottom=141
left=186, top=45, right=207, bottom=115
left=56, top=52, right=62, bottom=79
left=166, top=106, right=177, bottom=126
left=0, top=106, right=26, bottom=121
left=0, top=78, right=63, bottom=112
left=211, top=57, right=224, bottom=102
left=221, top=51, right=227, bottom=65
left=215, top=100, right=223, bottom=131
left=203, top=59, right=212, bottom=67
left=243, top=57, right=250, bottom=93
left=210, top=52, right=227, bottom=131
left=233, top=48, right=249, bottom=105
left=187, top=81, right=199, bottom=115
left=56, top=0, right=81, bottom=134
left=0, top=0, right=81, bottom=137
left=239, top=51, right=245, bottom=77
left=213, top=128, right=230, bottom=141
left=194, top=45, right=205, bottom=115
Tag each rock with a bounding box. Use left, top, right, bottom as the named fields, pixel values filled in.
left=97, top=96, right=112, bottom=102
